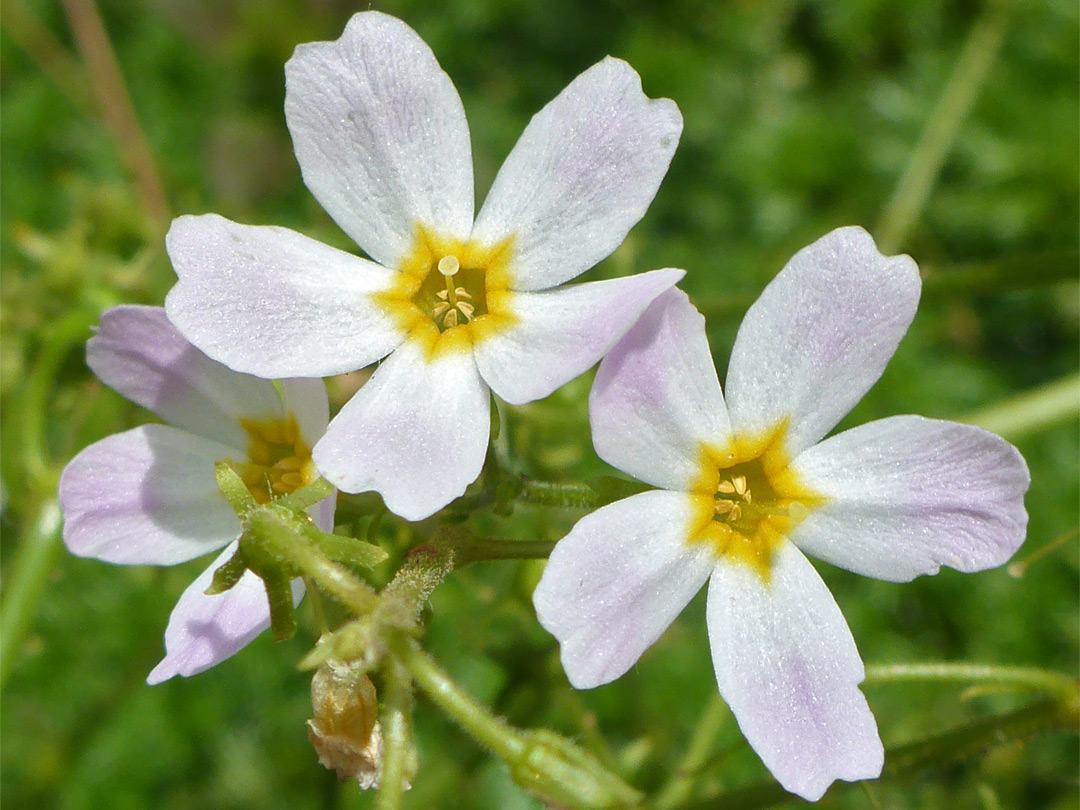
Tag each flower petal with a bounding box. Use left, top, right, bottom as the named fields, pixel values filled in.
left=590, top=288, right=731, bottom=491
left=88, top=305, right=282, bottom=449
left=473, top=267, right=683, bottom=405
left=789, top=416, right=1029, bottom=582
left=146, top=543, right=305, bottom=684
left=312, top=339, right=489, bottom=521
left=533, top=490, right=715, bottom=689
left=60, top=425, right=239, bottom=565
left=707, top=542, right=882, bottom=801
left=471, top=57, right=682, bottom=291
left=165, top=214, right=405, bottom=378
left=281, top=377, right=330, bottom=448
left=285, top=11, right=473, bottom=267
left=724, top=227, right=920, bottom=456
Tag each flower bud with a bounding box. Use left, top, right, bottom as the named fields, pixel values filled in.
left=307, top=660, right=382, bottom=788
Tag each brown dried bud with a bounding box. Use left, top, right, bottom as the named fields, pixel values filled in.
left=307, top=660, right=382, bottom=788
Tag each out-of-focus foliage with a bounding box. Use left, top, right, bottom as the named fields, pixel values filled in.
left=1, top=1, right=1076, bottom=809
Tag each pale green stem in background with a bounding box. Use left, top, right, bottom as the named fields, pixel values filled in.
left=864, top=662, right=1077, bottom=702
left=653, top=693, right=729, bottom=810
left=1, top=311, right=96, bottom=692
left=876, top=0, right=1012, bottom=253
left=60, top=0, right=170, bottom=224
left=0, top=499, right=62, bottom=691
left=375, top=659, right=413, bottom=810
left=959, top=372, right=1079, bottom=442
left=1, top=0, right=95, bottom=113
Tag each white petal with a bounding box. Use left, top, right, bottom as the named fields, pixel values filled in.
left=59, top=425, right=239, bottom=565
left=285, top=11, right=473, bottom=267
left=146, top=543, right=305, bottom=683
left=312, top=339, right=489, bottom=521
left=533, top=490, right=715, bottom=689
left=471, top=57, right=682, bottom=291
left=725, top=227, right=920, bottom=456
left=88, top=305, right=283, bottom=449
left=707, top=543, right=882, bottom=801
left=789, top=416, right=1030, bottom=582
left=473, top=267, right=683, bottom=405
left=165, top=214, right=405, bottom=378
left=590, top=288, right=731, bottom=491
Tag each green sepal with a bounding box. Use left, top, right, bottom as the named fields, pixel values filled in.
left=214, top=460, right=256, bottom=516
left=586, top=475, right=650, bottom=506
left=205, top=546, right=248, bottom=595
left=262, top=569, right=297, bottom=642
left=274, top=476, right=335, bottom=511
left=301, top=522, right=389, bottom=570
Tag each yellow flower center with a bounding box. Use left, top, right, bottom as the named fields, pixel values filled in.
left=688, top=421, right=823, bottom=582
left=234, top=414, right=317, bottom=504
left=374, top=225, right=517, bottom=359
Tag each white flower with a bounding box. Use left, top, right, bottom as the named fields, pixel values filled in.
left=59, top=305, right=335, bottom=683
left=164, top=11, right=684, bottom=521
left=532, top=227, right=1030, bottom=801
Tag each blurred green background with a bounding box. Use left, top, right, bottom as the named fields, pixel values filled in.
left=1, top=0, right=1076, bottom=808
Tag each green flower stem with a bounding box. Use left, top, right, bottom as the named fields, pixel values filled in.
left=381, top=543, right=454, bottom=621
left=514, top=475, right=648, bottom=510
left=376, top=658, right=414, bottom=810
left=653, top=693, right=729, bottom=810
left=864, top=662, right=1078, bottom=702
left=395, top=636, right=526, bottom=762
left=875, top=0, right=1012, bottom=253
left=960, top=372, right=1080, bottom=442
left=247, top=506, right=378, bottom=617
left=684, top=692, right=1078, bottom=810
left=514, top=477, right=602, bottom=508
left=0, top=498, right=62, bottom=691
left=445, top=524, right=557, bottom=565
left=395, top=637, right=641, bottom=810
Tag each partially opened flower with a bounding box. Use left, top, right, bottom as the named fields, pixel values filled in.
left=532, top=228, right=1030, bottom=800
left=59, top=305, right=336, bottom=683
left=164, top=11, right=684, bottom=521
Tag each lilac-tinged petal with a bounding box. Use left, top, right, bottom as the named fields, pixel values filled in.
left=88, top=305, right=282, bottom=449
left=165, top=214, right=404, bottom=378
left=60, top=425, right=239, bottom=565
left=591, top=288, right=731, bottom=491
left=707, top=542, right=882, bottom=801
left=312, top=339, right=489, bottom=521
left=725, top=227, right=920, bottom=456
left=533, top=490, right=715, bottom=689
left=146, top=543, right=305, bottom=683
left=471, top=57, right=682, bottom=291
left=789, top=416, right=1030, bottom=582
left=285, top=11, right=473, bottom=267
left=473, top=268, right=683, bottom=405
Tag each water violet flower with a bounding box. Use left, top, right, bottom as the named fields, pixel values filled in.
left=59, top=305, right=335, bottom=683
left=164, top=11, right=684, bottom=520
left=532, top=227, right=1030, bottom=800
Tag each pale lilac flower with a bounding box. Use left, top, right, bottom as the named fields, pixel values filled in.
left=59, top=305, right=335, bottom=683
left=532, top=227, right=1029, bottom=800
left=164, top=11, right=684, bottom=521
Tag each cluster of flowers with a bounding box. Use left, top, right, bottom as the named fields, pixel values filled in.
left=59, top=12, right=1029, bottom=801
